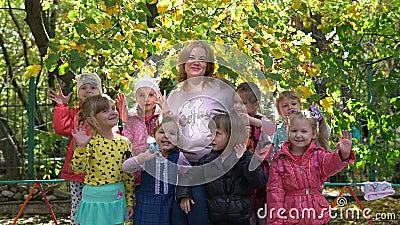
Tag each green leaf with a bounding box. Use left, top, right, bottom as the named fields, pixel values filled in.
left=248, top=17, right=258, bottom=28
left=58, top=63, right=69, bottom=75
left=261, top=54, right=273, bottom=68
left=68, top=11, right=78, bottom=20
left=105, top=0, right=116, bottom=7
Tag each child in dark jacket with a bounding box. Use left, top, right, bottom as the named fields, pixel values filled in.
left=177, top=113, right=268, bottom=225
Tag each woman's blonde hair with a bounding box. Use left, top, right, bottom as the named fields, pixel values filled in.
left=177, top=40, right=215, bottom=83
left=209, top=113, right=247, bottom=151
left=78, top=94, right=115, bottom=130
left=288, top=110, right=330, bottom=151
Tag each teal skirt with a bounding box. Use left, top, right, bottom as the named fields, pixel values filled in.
left=76, top=182, right=127, bottom=225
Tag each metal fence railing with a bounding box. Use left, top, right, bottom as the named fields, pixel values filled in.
left=0, top=86, right=68, bottom=182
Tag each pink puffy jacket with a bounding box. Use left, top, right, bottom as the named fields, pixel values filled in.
left=267, top=141, right=355, bottom=225
left=123, top=106, right=161, bottom=186
left=53, top=103, right=85, bottom=182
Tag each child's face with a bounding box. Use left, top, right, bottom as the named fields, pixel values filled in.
left=233, top=93, right=259, bottom=116
left=185, top=47, right=207, bottom=79
left=211, top=127, right=229, bottom=152
left=155, top=121, right=178, bottom=151
left=78, top=84, right=101, bottom=101
left=94, top=101, right=119, bottom=130
left=278, top=97, right=301, bottom=118
left=135, top=87, right=158, bottom=114
left=288, top=117, right=316, bottom=153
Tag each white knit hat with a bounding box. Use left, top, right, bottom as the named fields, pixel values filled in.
left=134, top=75, right=160, bottom=93
left=76, top=73, right=102, bottom=93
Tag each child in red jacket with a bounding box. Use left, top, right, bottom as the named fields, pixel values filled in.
left=49, top=73, right=102, bottom=225
left=267, top=109, right=355, bottom=225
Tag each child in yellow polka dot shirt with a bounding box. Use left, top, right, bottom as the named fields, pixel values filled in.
left=72, top=94, right=135, bottom=225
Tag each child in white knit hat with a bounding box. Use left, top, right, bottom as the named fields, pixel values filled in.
left=49, top=72, right=102, bottom=225
left=116, top=75, right=165, bottom=193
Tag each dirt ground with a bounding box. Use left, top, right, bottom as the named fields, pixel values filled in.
left=1, top=187, right=399, bottom=225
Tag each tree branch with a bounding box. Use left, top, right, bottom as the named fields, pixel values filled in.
left=8, top=0, right=29, bottom=66
left=24, top=0, right=49, bottom=57
left=366, top=56, right=393, bottom=66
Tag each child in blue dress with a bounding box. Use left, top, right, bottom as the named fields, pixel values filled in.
left=122, top=116, right=190, bottom=225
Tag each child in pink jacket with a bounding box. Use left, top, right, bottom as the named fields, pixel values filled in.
left=116, top=75, right=164, bottom=190
left=267, top=108, right=355, bottom=225
left=49, top=73, right=102, bottom=225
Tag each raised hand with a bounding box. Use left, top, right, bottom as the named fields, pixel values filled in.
left=48, top=84, right=72, bottom=105
left=137, top=148, right=158, bottom=164
left=155, top=90, right=167, bottom=109
left=71, top=121, right=93, bottom=148
left=234, top=143, right=247, bottom=159
left=254, top=144, right=273, bottom=162
left=116, top=93, right=128, bottom=123
left=336, top=130, right=352, bottom=160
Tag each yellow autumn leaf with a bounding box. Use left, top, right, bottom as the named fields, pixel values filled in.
left=301, top=46, right=311, bottom=60
left=320, top=97, right=335, bottom=114
left=347, top=5, right=357, bottom=16
left=137, top=60, right=144, bottom=68
left=109, top=72, right=118, bottom=79
left=350, top=21, right=358, bottom=30
left=216, top=74, right=228, bottom=79
left=101, top=1, right=107, bottom=11
left=211, top=23, right=220, bottom=29
left=304, top=20, right=312, bottom=28
left=24, top=65, right=41, bottom=79
left=115, top=33, right=123, bottom=41
left=157, top=0, right=169, bottom=13
left=59, top=45, right=69, bottom=51
left=296, top=86, right=312, bottom=99
left=103, top=19, right=112, bottom=30
left=89, top=24, right=98, bottom=32
left=173, top=8, right=183, bottom=22
left=242, top=0, right=253, bottom=11
left=217, top=13, right=227, bottom=21
left=292, top=0, right=302, bottom=11
left=160, top=15, right=172, bottom=28
left=122, top=79, right=129, bottom=90
left=237, top=37, right=245, bottom=49
left=71, top=42, right=85, bottom=52
left=267, top=28, right=277, bottom=34
left=215, top=36, right=225, bottom=44
left=271, top=49, right=283, bottom=59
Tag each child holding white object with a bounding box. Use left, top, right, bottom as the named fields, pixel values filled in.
left=122, top=116, right=190, bottom=225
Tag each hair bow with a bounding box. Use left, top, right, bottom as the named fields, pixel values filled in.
left=309, top=105, right=323, bottom=122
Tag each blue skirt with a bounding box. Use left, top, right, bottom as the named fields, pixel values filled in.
left=76, top=182, right=127, bottom=225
